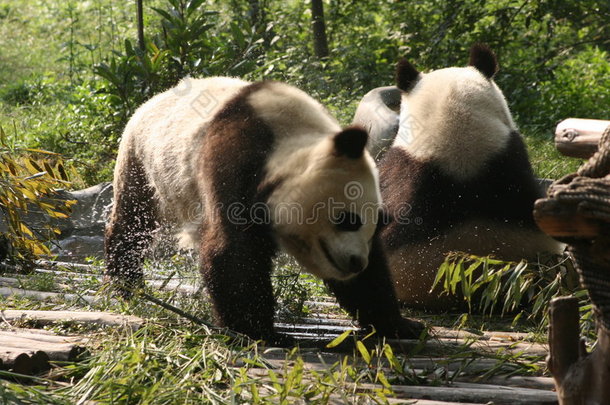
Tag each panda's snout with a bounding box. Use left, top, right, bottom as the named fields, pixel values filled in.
left=348, top=255, right=366, bottom=274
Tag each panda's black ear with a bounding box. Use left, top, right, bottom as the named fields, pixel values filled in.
left=395, top=58, right=420, bottom=92
left=333, top=126, right=368, bottom=159
left=469, top=43, right=498, bottom=79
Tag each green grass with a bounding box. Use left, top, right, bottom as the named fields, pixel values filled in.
left=525, top=133, right=583, bottom=180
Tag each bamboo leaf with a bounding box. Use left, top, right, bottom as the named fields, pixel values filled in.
left=57, top=163, right=69, bottom=181
left=356, top=341, right=371, bottom=364
left=19, top=223, right=33, bottom=237
left=376, top=371, right=392, bottom=389
left=22, top=148, right=58, bottom=155
left=25, top=159, right=43, bottom=175
left=326, top=329, right=352, bottom=348
left=0, top=126, right=6, bottom=147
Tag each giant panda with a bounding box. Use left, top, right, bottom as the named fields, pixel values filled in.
left=376, top=44, right=563, bottom=309
left=352, top=86, right=401, bottom=161
left=105, top=77, right=423, bottom=342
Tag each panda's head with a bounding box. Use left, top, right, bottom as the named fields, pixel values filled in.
left=268, top=127, right=381, bottom=281
left=393, top=44, right=517, bottom=180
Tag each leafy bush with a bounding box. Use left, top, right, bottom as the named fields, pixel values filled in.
left=535, top=47, right=610, bottom=128
left=0, top=125, right=75, bottom=266
left=94, top=0, right=266, bottom=127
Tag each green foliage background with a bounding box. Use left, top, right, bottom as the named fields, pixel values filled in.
left=0, top=0, right=608, bottom=185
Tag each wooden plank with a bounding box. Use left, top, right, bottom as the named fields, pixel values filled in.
left=555, top=118, right=609, bottom=158
left=375, top=383, right=558, bottom=404
left=455, top=375, right=555, bottom=390
left=247, top=366, right=556, bottom=404
left=1, top=310, right=143, bottom=329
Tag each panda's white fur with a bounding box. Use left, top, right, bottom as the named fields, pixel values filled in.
left=394, top=66, right=516, bottom=180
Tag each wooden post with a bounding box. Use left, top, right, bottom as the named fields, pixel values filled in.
left=547, top=296, right=586, bottom=404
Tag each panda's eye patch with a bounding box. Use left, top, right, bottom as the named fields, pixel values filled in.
left=335, top=211, right=363, bottom=232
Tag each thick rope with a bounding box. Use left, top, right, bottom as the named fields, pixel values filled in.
left=577, top=124, right=610, bottom=178
left=570, top=243, right=610, bottom=330
left=541, top=125, right=610, bottom=330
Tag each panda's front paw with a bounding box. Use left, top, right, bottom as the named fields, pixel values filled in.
left=377, top=317, right=426, bottom=340
left=261, top=332, right=296, bottom=347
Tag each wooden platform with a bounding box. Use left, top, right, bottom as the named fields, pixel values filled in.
left=0, top=262, right=559, bottom=404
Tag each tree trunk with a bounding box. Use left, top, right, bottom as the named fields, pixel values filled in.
left=310, top=0, right=329, bottom=58
left=136, top=0, right=145, bottom=51
left=248, top=0, right=262, bottom=27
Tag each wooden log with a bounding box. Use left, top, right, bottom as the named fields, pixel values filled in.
left=548, top=296, right=610, bottom=404
left=0, top=335, right=84, bottom=361
left=0, top=329, right=90, bottom=374
left=394, top=401, right=480, bottom=405
left=555, top=118, right=609, bottom=159
left=534, top=198, right=602, bottom=238
left=548, top=297, right=580, bottom=389
left=263, top=349, right=538, bottom=376
left=0, top=287, right=104, bottom=305
left=0, top=329, right=85, bottom=344
left=35, top=259, right=102, bottom=271
left=1, top=310, right=143, bottom=329
left=0, top=272, right=200, bottom=296
left=456, top=375, right=555, bottom=391
left=0, top=351, right=33, bottom=374
left=385, top=337, right=548, bottom=357
left=0, top=349, right=50, bottom=374
left=249, top=367, right=558, bottom=405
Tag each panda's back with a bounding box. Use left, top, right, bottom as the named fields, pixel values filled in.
left=120, top=77, right=250, bottom=229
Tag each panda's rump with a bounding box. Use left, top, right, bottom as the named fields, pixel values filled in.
left=121, top=77, right=250, bottom=233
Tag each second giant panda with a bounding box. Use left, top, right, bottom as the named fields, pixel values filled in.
left=377, top=44, right=562, bottom=308
left=105, top=77, right=424, bottom=342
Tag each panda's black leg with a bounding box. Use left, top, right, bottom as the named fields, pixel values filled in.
left=326, top=233, right=425, bottom=339
left=200, top=226, right=283, bottom=342
left=105, top=154, right=157, bottom=297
